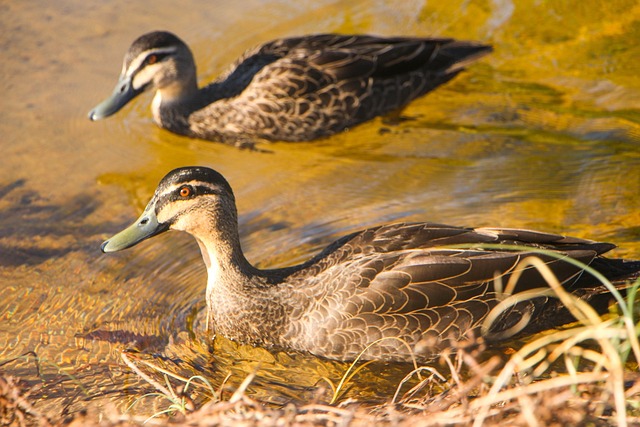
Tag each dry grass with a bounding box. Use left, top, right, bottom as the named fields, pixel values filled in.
left=2, top=255, right=639, bottom=426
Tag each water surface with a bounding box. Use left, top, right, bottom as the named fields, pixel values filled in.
left=1, top=0, right=639, bottom=417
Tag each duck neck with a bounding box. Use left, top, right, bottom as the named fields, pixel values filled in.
left=193, top=214, right=256, bottom=279
left=153, top=75, right=197, bottom=113
left=156, top=73, right=198, bottom=103
left=152, top=61, right=199, bottom=128
left=190, top=216, right=272, bottom=338
left=196, top=232, right=257, bottom=286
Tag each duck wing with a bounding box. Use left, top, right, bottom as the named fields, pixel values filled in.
left=283, top=223, right=634, bottom=361
left=193, top=35, right=491, bottom=141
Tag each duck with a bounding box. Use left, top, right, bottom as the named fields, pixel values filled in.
left=101, top=167, right=640, bottom=362
left=88, top=31, right=491, bottom=146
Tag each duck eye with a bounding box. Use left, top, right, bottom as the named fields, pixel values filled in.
left=147, top=54, right=157, bottom=65
left=179, top=186, right=192, bottom=197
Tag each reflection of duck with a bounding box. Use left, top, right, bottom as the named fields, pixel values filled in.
left=89, top=31, right=491, bottom=145
left=101, top=167, right=640, bottom=362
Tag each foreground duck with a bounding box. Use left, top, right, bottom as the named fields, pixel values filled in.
left=102, top=167, right=640, bottom=362
left=89, top=31, right=491, bottom=145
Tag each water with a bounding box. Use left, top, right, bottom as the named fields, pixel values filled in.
left=1, top=0, right=639, bottom=418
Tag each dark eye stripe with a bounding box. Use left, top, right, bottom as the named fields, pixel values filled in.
left=195, top=185, right=221, bottom=196
left=155, top=184, right=222, bottom=216
left=158, top=184, right=221, bottom=205
left=145, top=52, right=168, bottom=65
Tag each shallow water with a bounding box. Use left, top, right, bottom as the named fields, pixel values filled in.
left=1, top=0, right=639, bottom=418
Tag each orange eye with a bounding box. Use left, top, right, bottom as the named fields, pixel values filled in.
left=179, top=186, right=191, bottom=197
left=147, top=55, right=157, bottom=65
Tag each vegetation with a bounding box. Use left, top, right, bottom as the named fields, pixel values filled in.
left=4, top=255, right=637, bottom=426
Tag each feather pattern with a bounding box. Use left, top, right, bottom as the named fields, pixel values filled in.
left=101, top=167, right=640, bottom=362
left=89, top=32, right=492, bottom=145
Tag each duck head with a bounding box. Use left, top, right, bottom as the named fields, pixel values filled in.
left=101, top=167, right=236, bottom=253
left=89, top=31, right=197, bottom=120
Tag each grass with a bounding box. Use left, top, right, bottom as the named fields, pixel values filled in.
left=320, top=336, right=424, bottom=404
left=2, top=253, right=638, bottom=426
left=113, top=253, right=637, bottom=425
left=120, top=351, right=217, bottom=419
left=418, top=251, right=640, bottom=426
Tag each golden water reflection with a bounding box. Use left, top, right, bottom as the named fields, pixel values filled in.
left=1, top=0, right=639, bottom=419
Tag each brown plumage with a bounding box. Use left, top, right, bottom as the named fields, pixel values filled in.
left=101, top=167, right=640, bottom=362
left=89, top=32, right=491, bottom=145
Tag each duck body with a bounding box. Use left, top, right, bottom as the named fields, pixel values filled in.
left=102, top=167, right=640, bottom=362
left=89, top=32, right=491, bottom=144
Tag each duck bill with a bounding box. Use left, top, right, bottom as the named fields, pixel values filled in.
left=101, top=207, right=168, bottom=253
left=88, top=76, right=143, bottom=120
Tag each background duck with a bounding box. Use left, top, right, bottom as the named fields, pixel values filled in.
left=101, top=167, right=640, bottom=363
left=88, top=31, right=491, bottom=145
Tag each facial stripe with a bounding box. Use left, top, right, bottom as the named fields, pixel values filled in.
left=132, top=64, right=162, bottom=90
left=154, top=180, right=225, bottom=220
left=123, top=46, right=178, bottom=77
left=156, top=197, right=194, bottom=225
left=159, top=180, right=224, bottom=197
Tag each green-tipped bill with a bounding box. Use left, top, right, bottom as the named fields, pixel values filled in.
left=101, top=207, right=168, bottom=253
